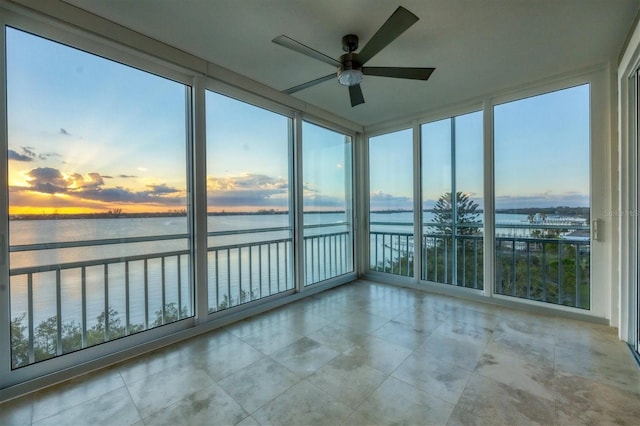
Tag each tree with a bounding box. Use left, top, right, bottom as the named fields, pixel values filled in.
left=432, top=192, right=481, bottom=235
left=11, top=314, right=29, bottom=368
left=425, top=192, right=483, bottom=287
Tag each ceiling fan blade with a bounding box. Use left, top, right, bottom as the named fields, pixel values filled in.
left=348, top=84, right=365, bottom=107
left=273, top=35, right=341, bottom=68
left=362, top=67, right=435, bottom=80
left=284, top=73, right=335, bottom=94
left=358, top=6, right=419, bottom=64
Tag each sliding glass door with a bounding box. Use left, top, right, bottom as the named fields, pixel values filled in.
left=421, top=112, right=483, bottom=288
left=205, top=91, right=293, bottom=312
left=368, top=129, right=414, bottom=276
left=493, top=85, right=591, bottom=308
left=302, top=121, right=354, bottom=286
left=6, top=27, right=192, bottom=369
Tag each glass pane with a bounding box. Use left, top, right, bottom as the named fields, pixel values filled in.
left=369, top=129, right=414, bottom=276
left=7, top=28, right=192, bottom=369
left=302, top=121, right=353, bottom=285
left=494, top=84, right=590, bottom=308
left=206, top=92, right=293, bottom=312
left=421, top=112, right=483, bottom=288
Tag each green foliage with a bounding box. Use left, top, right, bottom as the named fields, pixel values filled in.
left=11, top=303, right=191, bottom=369
left=11, top=314, right=29, bottom=368
left=152, top=302, right=189, bottom=327
left=496, top=240, right=590, bottom=309
left=423, top=192, right=483, bottom=287
left=216, top=289, right=258, bottom=311
left=432, top=192, right=481, bottom=235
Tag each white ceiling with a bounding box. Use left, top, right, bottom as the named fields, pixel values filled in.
left=63, top=0, right=638, bottom=126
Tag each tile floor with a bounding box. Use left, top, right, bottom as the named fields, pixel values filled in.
left=1, top=280, right=639, bottom=425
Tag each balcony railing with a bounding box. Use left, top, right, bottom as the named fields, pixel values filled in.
left=9, top=223, right=353, bottom=368
left=9, top=234, right=192, bottom=368
left=369, top=221, right=590, bottom=309
left=304, top=230, right=351, bottom=285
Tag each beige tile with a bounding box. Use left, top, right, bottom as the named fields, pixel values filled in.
left=449, top=373, right=554, bottom=425
left=118, top=345, right=190, bottom=386
left=555, top=373, right=640, bottom=425
left=241, top=323, right=303, bottom=355
left=218, top=357, right=300, bottom=413
left=417, top=332, right=488, bottom=371
left=194, top=338, right=265, bottom=381
left=33, top=387, right=139, bottom=426
left=141, top=383, right=247, bottom=426
left=0, top=394, right=33, bottom=426
left=433, top=319, right=494, bottom=343
left=340, top=410, right=376, bottom=426
left=307, top=354, right=387, bottom=409
left=178, top=329, right=239, bottom=355
left=475, top=336, right=555, bottom=401
left=372, top=319, right=433, bottom=350
left=355, top=376, right=454, bottom=426
left=494, top=314, right=555, bottom=345
left=271, top=336, right=339, bottom=378
left=448, top=307, right=498, bottom=331
left=32, top=369, right=125, bottom=422
left=226, top=315, right=285, bottom=339
left=392, top=353, right=472, bottom=404
left=235, top=416, right=260, bottom=426
left=553, top=316, right=618, bottom=350
left=280, top=311, right=333, bottom=336
left=126, top=364, right=215, bottom=419
left=306, top=323, right=367, bottom=353
left=555, top=343, right=640, bottom=395
left=334, top=310, right=389, bottom=333
left=392, top=307, right=449, bottom=330
left=252, top=380, right=352, bottom=426
left=343, top=335, right=412, bottom=374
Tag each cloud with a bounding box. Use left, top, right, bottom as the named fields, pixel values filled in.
left=38, top=152, right=62, bottom=161
left=118, top=174, right=137, bottom=178
left=9, top=147, right=62, bottom=162
left=68, top=172, right=105, bottom=190
left=22, top=147, right=37, bottom=158
left=15, top=166, right=185, bottom=206
left=207, top=173, right=289, bottom=208
left=369, top=190, right=413, bottom=211
left=78, top=186, right=184, bottom=205
left=495, top=192, right=589, bottom=209
left=146, top=183, right=180, bottom=195
left=8, top=149, right=34, bottom=162
left=59, top=128, right=71, bottom=136
left=25, top=167, right=69, bottom=194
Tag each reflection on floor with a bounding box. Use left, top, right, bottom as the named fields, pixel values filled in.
left=1, top=280, right=639, bottom=425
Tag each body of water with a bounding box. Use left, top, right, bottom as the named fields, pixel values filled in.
left=9, top=211, right=584, bottom=326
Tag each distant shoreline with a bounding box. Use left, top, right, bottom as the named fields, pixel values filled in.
left=9, top=206, right=589, bottom=221
left=9, top=210, right=346, bottom=220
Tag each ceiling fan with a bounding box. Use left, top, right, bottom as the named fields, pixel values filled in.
left=272, top=6, right=435, bottom=107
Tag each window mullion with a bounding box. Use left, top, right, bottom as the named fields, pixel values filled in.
left=192, top=75, right=209, bottom=322
left=483, top=99, right=496, bottom=298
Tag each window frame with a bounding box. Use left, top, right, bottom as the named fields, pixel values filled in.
left=363, top=68, right=611, bottom=320
left=0, top=9, right=198, bottom=391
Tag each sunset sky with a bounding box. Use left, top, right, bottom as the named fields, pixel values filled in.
left=7, top=27, right=589, bottom=216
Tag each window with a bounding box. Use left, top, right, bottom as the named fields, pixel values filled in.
left=302, top=121, right=354, bottom=285
left=7, top=28, right=192, bottom=368
left=421, top=111, right=483, bottom=288
left=368, top=129, right=414, bottom=276
left=494, top=84, right=590, bottom=308
left=205, top=92, right=293, bottom=311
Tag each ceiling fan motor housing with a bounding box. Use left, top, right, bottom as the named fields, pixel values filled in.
left=337, top=52, right=363, bottom=86
left=342, top=34, right=359, bottom=52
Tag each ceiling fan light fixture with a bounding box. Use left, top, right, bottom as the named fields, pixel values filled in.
left=337, top=68, right=363, bottom=86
